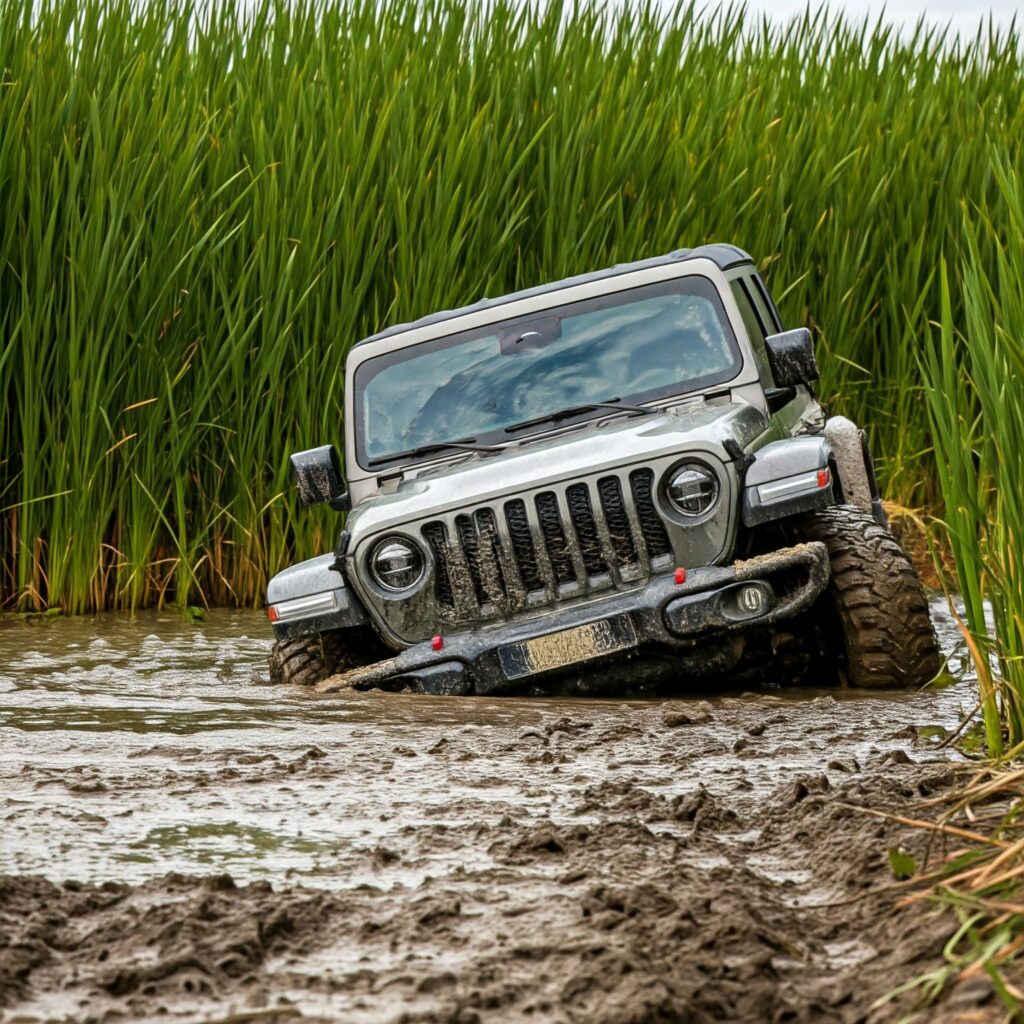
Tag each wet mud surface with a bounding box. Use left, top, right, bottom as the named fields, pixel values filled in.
left=0, top=605, right=996, bottom=1022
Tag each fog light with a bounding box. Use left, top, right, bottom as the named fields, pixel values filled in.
left=737, top=584, right=768, bottom=615
left=719, top=581, right=776, bottom=622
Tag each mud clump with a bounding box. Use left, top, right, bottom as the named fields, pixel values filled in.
left=660, top=702, right=712, bottom=728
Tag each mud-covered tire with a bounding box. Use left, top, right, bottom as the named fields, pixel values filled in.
left=269, top=630, right=354, bottom=687
left=798, top=505, right=940, bottom=689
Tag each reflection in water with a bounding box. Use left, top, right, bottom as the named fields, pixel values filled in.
left=0, top=603, right=973, bottom=888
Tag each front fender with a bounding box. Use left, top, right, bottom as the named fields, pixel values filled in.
left=742, top=436, right=836, bottom=526
left=266, top=554, right=368, bottom=639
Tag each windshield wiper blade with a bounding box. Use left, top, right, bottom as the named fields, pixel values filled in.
left=367, top=438, right=503, bottom=468
left=504, top=399, right=657, bottom=435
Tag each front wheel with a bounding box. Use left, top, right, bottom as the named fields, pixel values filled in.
left=269, top=628, right=385, bottom=686
left=797, top=505, right=940, bottom=689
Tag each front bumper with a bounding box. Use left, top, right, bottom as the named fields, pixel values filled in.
left=319, top=542, right=830, bottom=696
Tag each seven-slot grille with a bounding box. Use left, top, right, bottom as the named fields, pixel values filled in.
left=421, top=468, right=673, bottom=622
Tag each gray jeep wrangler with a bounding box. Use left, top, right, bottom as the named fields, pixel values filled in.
left=266, top=245, right=939, bottom=695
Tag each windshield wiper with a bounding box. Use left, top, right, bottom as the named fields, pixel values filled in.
left=367, top=438, right=503, bottom=468
left=504, top=398, right=658, bottom=435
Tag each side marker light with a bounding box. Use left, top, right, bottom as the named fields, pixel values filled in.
left=674, top=567, right=687, bottom=585
left=431, top=635, right=444, bottom=652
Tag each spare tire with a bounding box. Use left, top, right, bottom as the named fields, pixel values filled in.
left=798, top=505, right=940, bottom=688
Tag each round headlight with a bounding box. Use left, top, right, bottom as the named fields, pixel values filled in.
left=369, top=537, right=425, bottom=591
left=666, top=463, right=720, bottom=517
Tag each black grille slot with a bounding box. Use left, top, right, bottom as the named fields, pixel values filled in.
left=597, top=476, right=638, bottom=566
left=629, top=468, right=672, bottom=558
left=535, top=491, right=576, bottom=585
left=505, top=499, right=543, bottom=592
left=455, top=514, right=488, bottom=604
left=422, top=522, right=454, bottom=607
left=473, top=508, right=507, bottom=605
left=567, top=483, right=606, bottom=577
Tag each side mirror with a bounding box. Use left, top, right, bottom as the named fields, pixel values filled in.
left=290, top=445, right=351, bottom=512
left=764, top=328, right=819, bottom=388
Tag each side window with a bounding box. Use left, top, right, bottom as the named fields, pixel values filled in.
left=751, top=274, right=783, bottom=332
left=729, top=278, right=775, bottom=386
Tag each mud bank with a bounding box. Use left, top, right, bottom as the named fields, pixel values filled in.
left=0, top=606, right=994, bottom=1022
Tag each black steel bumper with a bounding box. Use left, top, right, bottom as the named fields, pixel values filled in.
left=319, top=542, right=830, bottom=696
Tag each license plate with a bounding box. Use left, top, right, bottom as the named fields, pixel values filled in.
left=498, top=615, right=637, bottom=680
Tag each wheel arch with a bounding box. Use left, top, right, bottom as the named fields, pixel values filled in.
left=741, top=435, right=836, bottom=527
left=266, top=553, right=369, bottom=640
left=823, top=416, right=886, bottom=525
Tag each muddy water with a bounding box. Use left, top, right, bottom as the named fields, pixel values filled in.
left=2, top=603, right=967, bottom=889
left=0, top=602, right=988, bottom=1023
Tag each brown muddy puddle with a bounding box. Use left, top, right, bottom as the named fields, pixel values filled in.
left=0, top=602, right=989, bottom=1024
left=1, top=602, right=968, bottom=890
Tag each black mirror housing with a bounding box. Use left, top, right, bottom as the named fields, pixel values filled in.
left=764, top=328, right=819, bottom=388
left=290, top=445, right=350, bottom=511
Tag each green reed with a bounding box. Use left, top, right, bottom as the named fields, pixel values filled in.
left=2, top=0, right=1022, bottom=612
left=924, top=158, right=1024, bottom=754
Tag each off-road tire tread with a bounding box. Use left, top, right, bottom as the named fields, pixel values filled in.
left=799, top=505, right=940, bottom=689
left=269, top=630, right=364, bottom=687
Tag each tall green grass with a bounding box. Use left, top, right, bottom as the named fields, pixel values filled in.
left=924, top=159, right=1024, bottom=755
left=2, top=0, right=1023, bottom=612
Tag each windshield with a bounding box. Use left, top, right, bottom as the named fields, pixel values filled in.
left=354, top=276, right=740, bottom=468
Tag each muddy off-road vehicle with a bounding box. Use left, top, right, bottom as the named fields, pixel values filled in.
left=266, top=245, right=940, bottom=695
